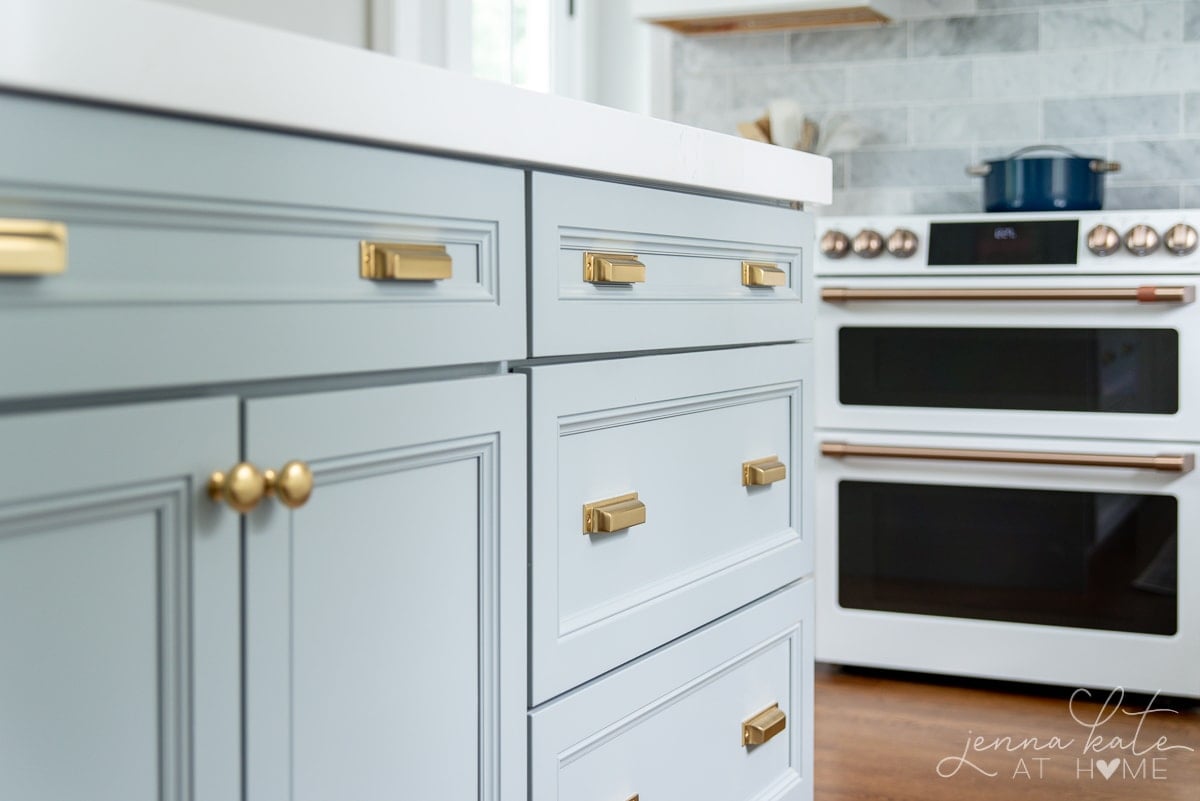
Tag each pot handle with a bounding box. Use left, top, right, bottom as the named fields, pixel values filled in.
left=966, top=145, right=1079, bottom=176
left=1090, top=159, right=1121, bottom=173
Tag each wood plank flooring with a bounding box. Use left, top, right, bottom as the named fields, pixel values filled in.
left=814, top=663, right=1200, bottom=801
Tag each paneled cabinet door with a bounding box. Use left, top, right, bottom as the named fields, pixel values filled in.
left=243, top=375, right=527, bottom=801
left=0, top=398, right=240, bottom=801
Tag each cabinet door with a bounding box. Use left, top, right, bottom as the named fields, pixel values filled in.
left=0, top=398, right=240, bottom=801
left=244, top=375, right=526, bottom=801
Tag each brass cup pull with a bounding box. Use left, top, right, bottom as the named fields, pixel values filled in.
left=0, top=218, right=67, bottom=276
left=582, top=492, right=646, bottom=534
left=584, top=252, right=646, bottom=284
left=360, top=242, right=452, bottom=281
left=742, top=261, right=786, bottom=288
left=209, top=460, right=314, bottom=513
left=743, top=703, right=787, bottom=747
left=743, top=456, right=787, bottom=486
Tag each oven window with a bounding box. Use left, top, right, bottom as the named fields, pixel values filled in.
left=839, top=327, right=1178, bottom=413
left=839, top=480, right=1177, bottom=635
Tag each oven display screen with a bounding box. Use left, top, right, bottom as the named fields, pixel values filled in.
left=928, top=220, right=1079, bottom=265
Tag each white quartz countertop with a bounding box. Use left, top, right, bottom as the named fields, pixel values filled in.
left=0, top=0, right=831, bottom=205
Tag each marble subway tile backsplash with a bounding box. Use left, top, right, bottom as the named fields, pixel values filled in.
left=1043, top=94, right=1181, bottom=138
left=910, top=13, right=1039, bottom=57
left=671, top=0, right=1200, bottom=214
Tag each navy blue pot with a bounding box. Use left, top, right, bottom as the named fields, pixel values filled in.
left=967, top=146, right=1121, bottom=213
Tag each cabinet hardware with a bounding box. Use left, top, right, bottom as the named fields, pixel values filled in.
left=582, top=492, right=646, bottom=533
left=208, top=462, right=269, bottom=513
left=742, top=456, right=787, bottom=486
left=208, top=460, right=315, bottom=513
left=742, top=261, right=785, bottom=288
left=821, top=285, right=1195, bottom=304
left=583, top=252, right=646, bottom=284
left=821, top=442, right=1194, bottom=473
left=360, top=242, right=452, bottom=281
left=265, top=460, right=315, bottom=508
left=742, top=703, right=786, bottom=746
left=0, top=218, right=67, bottom=276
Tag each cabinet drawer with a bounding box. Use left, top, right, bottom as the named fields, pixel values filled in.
left=0, top=93, right=524, bottom=399
left=527, top=344, right=812, bottom=702
left=530, top=172, right=813, bottom=357
left=530, top=580, right=814, bottom=801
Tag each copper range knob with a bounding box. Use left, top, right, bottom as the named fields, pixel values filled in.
left=1164, top=223, right=1198, bottom=257
left=886, top=228, right=919, bottom=258
left=820, top=229, right=851, bottom=259
left=1124, top=225, right=1160, bottom=257
left=852, top=229, right=885, bottom=259
left=1086, top=224, right=1121, bottom=257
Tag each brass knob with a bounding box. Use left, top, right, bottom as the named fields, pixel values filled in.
left=1086, top=224, right=1121, bottom=257
left=1164, top=223, right=1198, bottom=257
left=266, top=460, right=314, bottom=509
left=852, top=229, right=885, bottom=259
left=886, top=228, right=919, bottom=258
left=819, top=229, right=850, bottom=259
left=208, top=462, right=268, bottom=513
left=208, top=460, right=314, bottom=513
left=1124, top=225, right=1160, bottom=257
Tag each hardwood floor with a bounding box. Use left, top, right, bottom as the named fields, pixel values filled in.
left=814, top=663, right=1200, bottom=801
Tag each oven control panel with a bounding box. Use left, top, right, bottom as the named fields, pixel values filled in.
left=816, top=210, right=1200, bottom=275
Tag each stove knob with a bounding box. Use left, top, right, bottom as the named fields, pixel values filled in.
left=886, top=228, right=919, bottom=258
left=820, top=229, right=851, bottom=259
left=1086, top=224, right=1121, bottom=257
left=1124, top=225, right=1160, bottom=257
left=1164, top=223, right=1198, bottom=256
left=852, top=229, right=885, bottom=259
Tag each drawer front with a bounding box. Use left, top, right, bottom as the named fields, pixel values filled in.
left=0, top=93, right=524, bottom=399
left=530, top=172, right=812, bottom=357
left=528, top=344, right=812, bottom=702
left=530, top=581, right=814, bottom=801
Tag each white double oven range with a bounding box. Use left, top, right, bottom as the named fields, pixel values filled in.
left=814, top=210, right=1200, bottom=697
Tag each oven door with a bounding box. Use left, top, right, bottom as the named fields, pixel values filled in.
left=816, top=275, right=1198, bottom=441
left=816, top=429, right=1200, bottom=697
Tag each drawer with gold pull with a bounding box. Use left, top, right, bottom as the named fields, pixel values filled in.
left=525, top=344, right=812, bottom=703
left=531, top=172, right=812, bottom=357
left=0, top=93, right=525, bottom=399
left=530, top=580, right=813, bottom=801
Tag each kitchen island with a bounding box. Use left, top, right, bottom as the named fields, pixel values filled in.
left=0, top=2, right=829, bottom=800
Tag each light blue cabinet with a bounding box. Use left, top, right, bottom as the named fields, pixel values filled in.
left=242, top=376, right=526, bottom=801
left=0, top=399, right=240, bottom=801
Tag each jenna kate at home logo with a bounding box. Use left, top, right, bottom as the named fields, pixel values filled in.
left=936, top=688, right=1194, bottom=781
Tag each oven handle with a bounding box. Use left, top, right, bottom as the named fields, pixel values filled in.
left=820, top=441, right=1195, bottom=473
left=820, top=286, right=1195, bottom=303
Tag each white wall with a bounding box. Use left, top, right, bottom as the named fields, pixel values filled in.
left=155, top=0, right=370, bottom=48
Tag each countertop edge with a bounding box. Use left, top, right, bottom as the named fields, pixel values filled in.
left=1, top=0, right=832, bottom=206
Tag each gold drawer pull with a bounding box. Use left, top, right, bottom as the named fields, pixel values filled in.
left=0, top=218, right=67, bottom=276
left=742, top=703, right=786, bottom=747
left=582, top=492, right=646, bottom=534
left=208, top=460, right=314, bottom=513
left=742, top=261, right=785, bottom=287
left=360, top=242, right=452, bottom=281
left=584, top=251, right=646, bottom=284
left=742, top=456, right=786, bottom=486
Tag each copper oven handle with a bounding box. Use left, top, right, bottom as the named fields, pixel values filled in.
left=820, top=442, right=1194, bottom=473
left=821, top=286, right=1195, bottom=304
